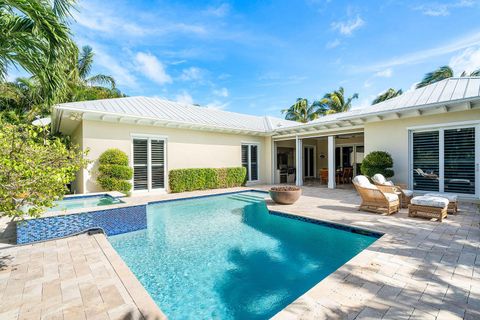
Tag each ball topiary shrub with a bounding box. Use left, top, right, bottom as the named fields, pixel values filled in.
left=97, top=149, right=133, bottom=193
left=360, top=151, right=394, bottom=178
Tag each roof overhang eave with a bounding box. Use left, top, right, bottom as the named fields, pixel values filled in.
left=53, top=106, right=270, bottom=136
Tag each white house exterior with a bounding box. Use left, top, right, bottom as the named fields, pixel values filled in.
left=53, top=77, right=480, bottom=199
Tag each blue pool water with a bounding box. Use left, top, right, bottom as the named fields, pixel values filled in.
left=48, top=194, right=123, bottom=212
left=108, top=191, right=379, bottom=319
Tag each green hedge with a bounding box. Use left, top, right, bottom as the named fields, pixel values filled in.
left=169, top=167, right=247, bottom=193
left=97, top=149, right=133, bottom=193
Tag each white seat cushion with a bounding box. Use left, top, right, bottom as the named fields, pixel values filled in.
left=384, top=193, right=399, bottom=202
left=411, top=196, right=448, bottom=208
left=353, top=175, right=377, bottom=189
left=403, top=189, right=414, bottom=197
left=425, top=193, right=457, bottom=202
left=372, top=174, right=387, bottom=184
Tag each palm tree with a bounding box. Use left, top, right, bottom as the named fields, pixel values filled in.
left=416, top=66, right=453, bottom=88
left=74, top=46, right=116, bottom=88
left=0, top=0, right=77, bottom=105
left=321, top=87, right=358, bottom=114
left=372, top=88, right=403, bottom=105
left=282, top=98, right=327, bottom=123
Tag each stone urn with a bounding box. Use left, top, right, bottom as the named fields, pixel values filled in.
left=269, top=186, right=302, bottom=205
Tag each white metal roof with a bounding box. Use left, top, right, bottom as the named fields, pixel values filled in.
left=53, top=96, right=298, bottom=135
left=274, top=77, right=480, bottom=135
left=54, top=77, right=480, bottom=137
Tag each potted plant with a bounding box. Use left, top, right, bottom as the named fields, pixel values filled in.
left=269, top=186, right=302, bottom=205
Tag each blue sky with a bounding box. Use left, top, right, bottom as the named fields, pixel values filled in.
left=67, top=1, right=480, bottom=116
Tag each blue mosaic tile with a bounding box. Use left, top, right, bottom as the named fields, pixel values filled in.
left=17, top=205, right=147, bottom=244
left=269, top=210, right=384, bottom=239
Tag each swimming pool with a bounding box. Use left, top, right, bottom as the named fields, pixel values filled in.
left=48, top=194, right=123, bottom=212
left=109, top=191, right=380, bottom=319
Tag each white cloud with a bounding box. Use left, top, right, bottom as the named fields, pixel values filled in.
left=175, top=91, right=194, bottom=105
left=213, top=87, right=229, bottom=97
left=204, top=3, right=230, bottom=17
left=354, top=31, right=480, bottom=73
left=180, top=67, right=203, bottom=81
left=326, top=39, right=341, bottom=49
left=449, top=46, right=480, bottom=75
left=375, top=68, right=393, bottom=78
left=331, top=15, right=365, bottom=36
left=205, top=100, right=230, bottom=110
left=135, top=52, right=172, bottom=85
left=414, top=0, right=475, bottom=17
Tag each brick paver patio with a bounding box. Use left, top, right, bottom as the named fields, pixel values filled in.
left=0, top=186, right=479, bottom=319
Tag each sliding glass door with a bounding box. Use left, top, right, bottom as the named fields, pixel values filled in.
left=411, top=125, right=478, bottom=196
left=133, top=137, right=166, bottom=191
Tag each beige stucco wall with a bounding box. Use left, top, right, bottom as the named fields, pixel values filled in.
left=77, top=120, right=272, bottom=193
left=364, top=109, right=480, bottom=186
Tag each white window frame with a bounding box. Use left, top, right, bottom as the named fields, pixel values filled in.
left=241, top=142, right=260, bottom=183
left=131, top=134, right=168, bottom=193
left=408, top=122, right=479, bottom=198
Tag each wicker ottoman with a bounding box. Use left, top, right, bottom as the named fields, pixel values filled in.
left=409, top=196, right=448, bottom=222
left=425, top=193, right=458, bottom=214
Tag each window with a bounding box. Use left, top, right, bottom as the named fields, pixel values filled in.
left=242, top=144, right=259, bottom=182
left=133, top=137, right=166, bottom=191
left=411, top=125, right=477, bottom=195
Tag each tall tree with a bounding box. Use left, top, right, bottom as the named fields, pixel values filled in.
left=372, top=88, right=403, bottom=105
left=282, top=98, right=327, bottom=123
left=74, top=46, right=116, bottom=88
left=321, top=87, right=358, bottom=114
left=416, top=66, right=453, bottom=88
left=0, top=0, right=78, bottom=106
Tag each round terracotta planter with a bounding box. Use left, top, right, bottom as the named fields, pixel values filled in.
left=269, top=188, right=302, bottom=205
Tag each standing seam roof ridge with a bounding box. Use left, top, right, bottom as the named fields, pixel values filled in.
left=436, top=78, right=450, bottom=103
left=423, top=81, right=439, bottom=105
left=448, top=78, right=460, bottom=101
left=462, top=78, right=471, bottom=99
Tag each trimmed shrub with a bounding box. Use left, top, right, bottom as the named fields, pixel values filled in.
left=169, top=167, right=247, bottom=193
left=360, top=151, right=394, bottom=178
left=97, top=149, right=133, bottom=193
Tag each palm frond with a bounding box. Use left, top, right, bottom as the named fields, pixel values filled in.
left=416, top=65, right=453, bottom=88
left=86, top=74, right=116, bottom=89
left=78, top=45, right=94, bottom=80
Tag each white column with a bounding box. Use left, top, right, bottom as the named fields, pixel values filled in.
left=295, top=136, right=303, bottom=186
left=271, top=140, right=277, bottom=184
left=328, top=135, right=336, bottom=189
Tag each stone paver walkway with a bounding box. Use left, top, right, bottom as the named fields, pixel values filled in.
left=0, top=186, right=479, bottom=319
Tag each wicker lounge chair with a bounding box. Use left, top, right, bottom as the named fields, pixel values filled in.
left=409, top=196, right=448, bottom=222
left=353, top=175, right=400, bottom=215
left=372, top=173, right=413, bottom=208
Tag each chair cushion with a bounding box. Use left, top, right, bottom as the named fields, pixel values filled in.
left=384, top=193, right=399, bottom=202
left=353, top=175, right=376, bottom=189
left=372, top=174, right=387, bottom=184
left=384, top=181, right=394, bottom=186
left=411, top=196, right=448, bottom=208
left=425, top=193, right=457, bottom=202
left=403, top=189, right=414, bottom=197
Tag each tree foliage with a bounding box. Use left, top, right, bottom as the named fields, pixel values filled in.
left=0, top=121, right=88, bottom=219
left=97, top=149, right=133, bottom=193
left=372, top=88, right=403, bottom=105
left=282, top=98, right=328, bottom=123
left=360, top=151, right=394, bottom=178
left=321, top=87, right=359, bottom=114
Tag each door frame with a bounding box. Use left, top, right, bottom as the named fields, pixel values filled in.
left=408, top=122, right=479, bottom=198
left=335, top=143, right=364, bottom=176
left=303, top=145, right=316, bottom=178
